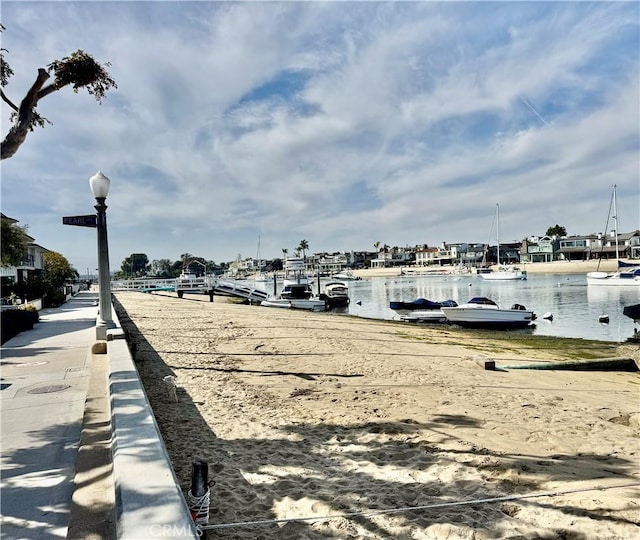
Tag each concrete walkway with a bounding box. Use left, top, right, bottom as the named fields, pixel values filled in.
left=1, top=291, right=102, bottom=539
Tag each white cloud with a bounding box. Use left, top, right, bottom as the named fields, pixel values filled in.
left=1, top=1, right=637, bottom=273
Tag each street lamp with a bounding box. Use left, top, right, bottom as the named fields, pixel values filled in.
left=90, top=171, right=115, bottom=340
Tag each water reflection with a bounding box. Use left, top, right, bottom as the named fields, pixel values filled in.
left=251, top=274, right=639, bottom=342
left=343, top=274, right=640, bottom=343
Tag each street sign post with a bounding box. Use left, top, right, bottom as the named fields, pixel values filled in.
left=62, top=215, right=97, bottom=228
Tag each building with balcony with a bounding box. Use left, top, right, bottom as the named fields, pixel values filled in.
left=521, top=236, right=559, bottom=263
left=1, top=214, right=50, bottom=295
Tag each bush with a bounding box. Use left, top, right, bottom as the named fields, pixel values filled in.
left=1, top=308, right=39, bottom=344
left=44, top=290, right=66, bottom=308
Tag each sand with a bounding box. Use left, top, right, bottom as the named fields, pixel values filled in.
left=354, top=260, right=621, bottom=278
left=113, top=291, right=640, bottom=539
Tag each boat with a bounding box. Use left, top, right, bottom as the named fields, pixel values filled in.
left=587, top=185, right=640, bottom=287
left=400, top=310, right=449, bottom=323
left=331, top=270, right=361, bottom=281
left=440, top=297, right=535, bottom=329
left=253, top=235, right=270, bottom=282
left=389, top=298, right=457, bottom=314
left=322, top=281, right=350, bottom=308
left=623, top=303, right=640, bottom=342
left=261, top=256, right=327, bottom=311
left=261, top=297, right=327, bottom=311
left=481, top=204, right=527, bottom=281
left=280, top=257, right=314, bottom=299
left=623, top=304, right=640, bottom=322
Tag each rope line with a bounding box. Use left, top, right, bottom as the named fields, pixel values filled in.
left=187, top=488, right=210, bottom=531
left=201, top=482, right=640, bottom=531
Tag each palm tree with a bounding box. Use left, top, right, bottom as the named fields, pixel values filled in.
left=373, top=241, right=380, bottom=252
left=297, top=239, right=309, bottom=260
left=282, top=248, right=288, bottom=260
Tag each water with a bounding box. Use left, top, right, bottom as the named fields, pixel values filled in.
left=254, top=274, right=640, bottom=343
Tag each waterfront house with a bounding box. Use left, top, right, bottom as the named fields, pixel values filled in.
left=520, top=236, right=559, bottom=263
left=0, top=214, right=50, bottom=299
left=556, top=234, right=601, bottom=261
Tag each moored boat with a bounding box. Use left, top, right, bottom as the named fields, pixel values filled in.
left=481, top=204, right=527, bottom=281
left=322, top=281, right=350, bottom=308
left=623, top=304, right=640, bottom=322
left=586, top=185, right=640, bottom=287
left=280, top=257, right=314, bottom=298
left=261, top=256, right=327, bottom=311
left=390, top=298, right=457, bottom=314
left=261, top=297, right=327, bottom=311
left=481, top=265, right=527, bottom=281
left=440, top=297, right=535, bottom=329
left=400, top=310, right=448, bottom=323
left=587, top=263, right=640, bottom=287
left=331, top=270, right=361, bottom=281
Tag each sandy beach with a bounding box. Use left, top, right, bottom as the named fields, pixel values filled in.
left=113, top=290, right=639, bottom=539
left=354, top=259, right=621, bottom=279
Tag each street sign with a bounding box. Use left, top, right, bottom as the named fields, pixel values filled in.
left=62, top=215, right=97, bottom=228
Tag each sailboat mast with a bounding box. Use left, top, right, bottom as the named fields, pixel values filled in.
left=496, top=203, right=500, bottom=265
left=612, top=184, right=619, bottom=264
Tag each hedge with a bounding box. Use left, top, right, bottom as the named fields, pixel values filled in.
left=1, top=308, right=40, bottom=344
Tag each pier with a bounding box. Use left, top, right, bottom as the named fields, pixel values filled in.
left=110, top=277, right=269, bottom=303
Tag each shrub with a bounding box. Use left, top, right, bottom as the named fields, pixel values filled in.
left=44, top=290, right=66, bottom=308
left=1, top=308, right=39, bottom=344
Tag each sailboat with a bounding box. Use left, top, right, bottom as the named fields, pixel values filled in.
left=253, top=234, right=270, bottom=282
left=586, top=185, right=640, bottom=287
left=481, top=204, right=527, bottom=281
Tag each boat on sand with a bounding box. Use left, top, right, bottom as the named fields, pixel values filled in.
left=390, top=298, right=457, bottom=314
left=440, top=297, right=535, bottom=329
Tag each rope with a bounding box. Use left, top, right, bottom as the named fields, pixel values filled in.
left=187, top=487, right=211, bottom=536
left=200, top=482, right=639, bottom=531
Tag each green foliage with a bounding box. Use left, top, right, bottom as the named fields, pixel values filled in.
left=48, top=50, right=117, bottom=103
left=297, top=239, right=309, bottom=259
left=43, top=251, right=78, bottom=288
left=545, top=224, right=567, bottom=237
left=0, top=24, right=13, bottom=87
left=43, top=289, right=66, bottom=308
left=121, top=253, right=149, bottom=277
left=1, top=308, right=39, bottom=344
left=1, top=218, right=30, bottom=267
left=1, top=25, right=117, bottom=160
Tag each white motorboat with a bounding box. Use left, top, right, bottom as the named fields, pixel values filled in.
left=322, top=281, right=350, bottom=308
left=587, top=185, right=640, bottom=287
left=280, top=257, right=314, bottom=299
left=481, top=264, right=527, bottom=281
left=261, top=257, right=327, bottom=311
left=481, top=204, right=527, bottom=281
left=400, top=310, right=448, bottom=323
left=261, top=297, right=327, bottom=311
left=440, top=297, right=535, bottom=329
left=331, top=270, right=361, bottom=281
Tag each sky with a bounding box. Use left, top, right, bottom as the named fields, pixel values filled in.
left=1, top=1, right=639, bottom=275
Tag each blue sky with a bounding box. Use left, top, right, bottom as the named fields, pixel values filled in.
left=1, top=1, right=639, bottom=274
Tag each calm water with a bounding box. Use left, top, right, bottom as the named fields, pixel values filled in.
left=255, top=274, right=640, bottom=343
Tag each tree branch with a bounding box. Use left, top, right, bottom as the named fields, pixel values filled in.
left=1, top=68, right=52, bottom=160
left=0, top=89, right=18, bottom=112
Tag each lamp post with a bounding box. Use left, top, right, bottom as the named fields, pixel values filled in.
left=90, top=171, right=115, bottom=340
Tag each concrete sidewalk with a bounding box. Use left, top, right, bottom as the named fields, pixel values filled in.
left=1, top=291, right=102, bottom=539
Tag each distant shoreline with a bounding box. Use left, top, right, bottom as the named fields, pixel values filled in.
left=353, top=259, right=622, bottom=278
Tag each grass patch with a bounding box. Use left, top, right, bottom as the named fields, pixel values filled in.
left=396, top=327, right=620, bottom=360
